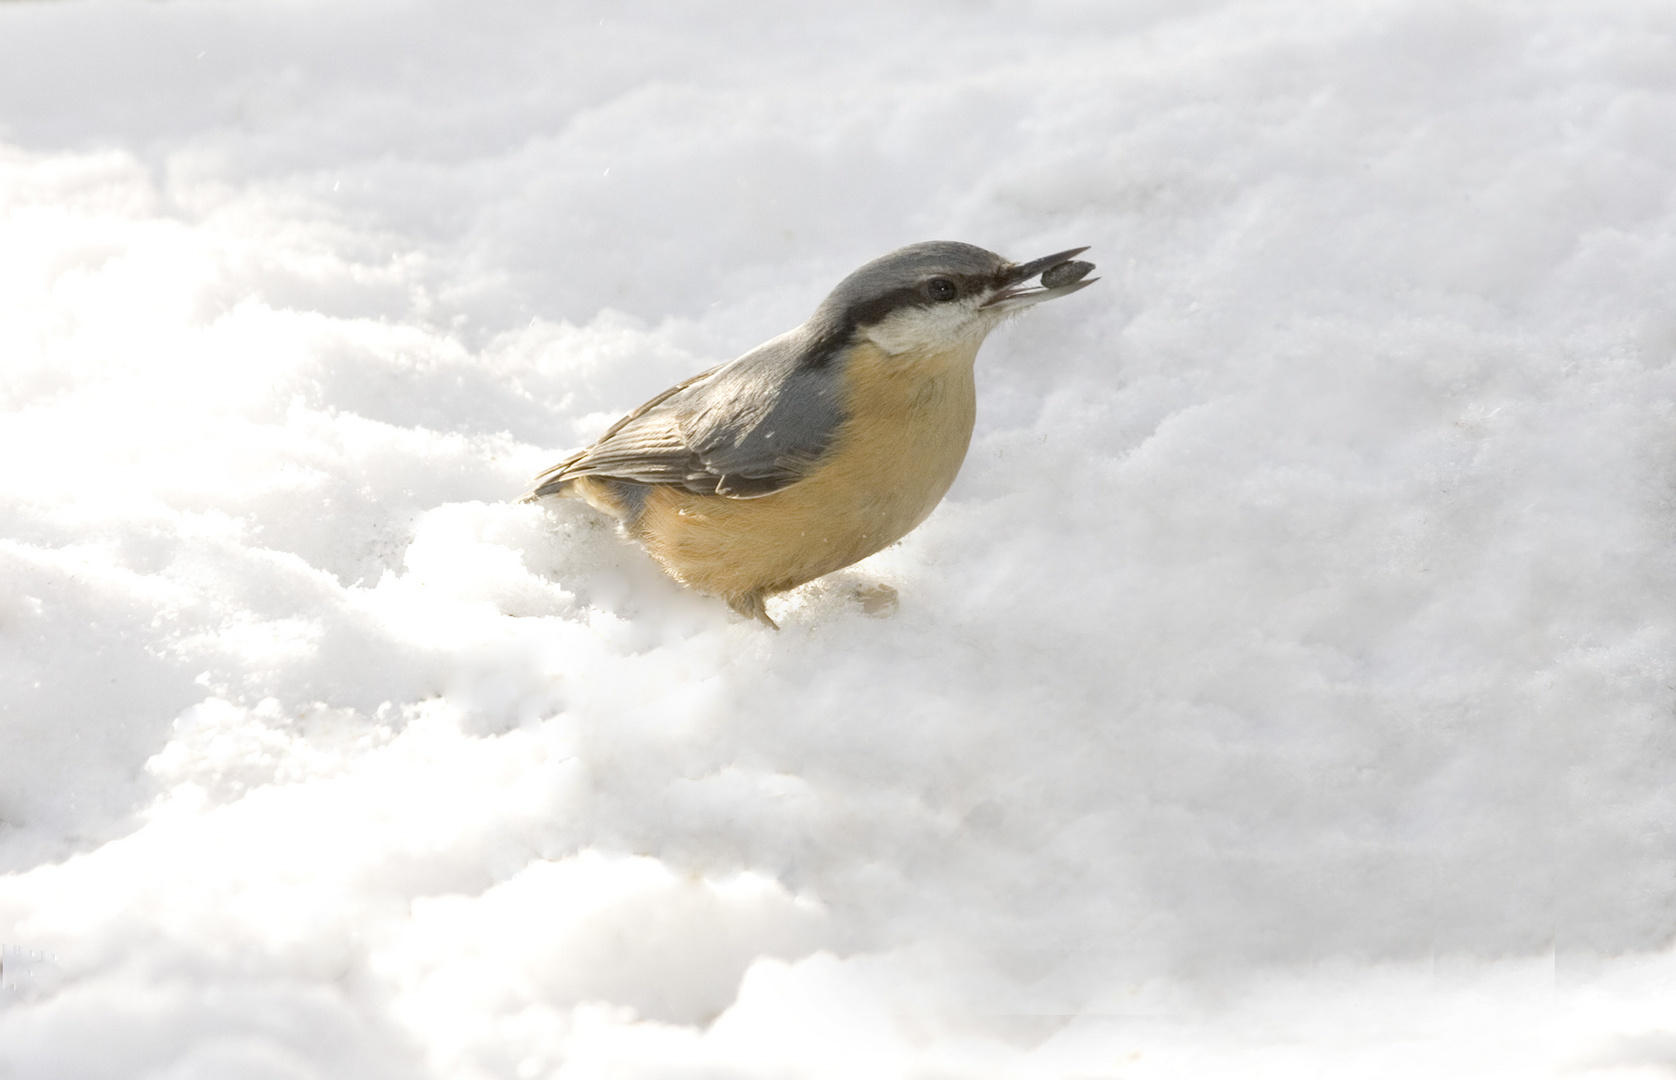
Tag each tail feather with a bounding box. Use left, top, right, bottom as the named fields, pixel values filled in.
left=520, top=449, right=588, bottom=503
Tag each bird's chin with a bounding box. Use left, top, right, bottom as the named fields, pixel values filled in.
left=862, top=301, right=1000, bottom=356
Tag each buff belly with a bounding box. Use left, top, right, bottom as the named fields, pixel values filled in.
left=580, top=340, right=979, bottom=616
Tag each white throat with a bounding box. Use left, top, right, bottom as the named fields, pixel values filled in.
left=859, top=301, right=1001, bottom=357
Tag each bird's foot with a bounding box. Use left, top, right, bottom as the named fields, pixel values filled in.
left=853, top=583, right=899, bottom=618
left=727, top=592, right=780, bottom=630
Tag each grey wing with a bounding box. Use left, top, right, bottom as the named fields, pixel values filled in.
left=524, top=363, right=722, bottom=499
left=527, top=330, right=845, bottom=500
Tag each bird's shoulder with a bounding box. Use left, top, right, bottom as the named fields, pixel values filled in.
left=539, top=325, right=850, bottom=499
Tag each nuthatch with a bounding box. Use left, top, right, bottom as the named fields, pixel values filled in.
left=526, top=241, right=1096, bottom=627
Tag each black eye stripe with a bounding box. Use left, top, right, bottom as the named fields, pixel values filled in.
left=826, top=271, right=987, bottom=342
left=843, top=280, right=960, bottom=326
left=841, top=285, right=924, bottom=329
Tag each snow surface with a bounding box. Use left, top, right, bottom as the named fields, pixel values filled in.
left=2, top=0, right=1675, bottom=1076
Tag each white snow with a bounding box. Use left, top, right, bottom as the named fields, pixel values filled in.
left=2, top=0, right=1675, bottom=1076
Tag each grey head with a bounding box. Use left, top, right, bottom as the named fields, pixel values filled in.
left=801, top=240, right=1098, bottom=362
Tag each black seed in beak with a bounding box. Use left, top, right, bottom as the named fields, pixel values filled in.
left=1001, top=246, right=1090, bottom=287
left=1041, top=260, right=1095, bottom=289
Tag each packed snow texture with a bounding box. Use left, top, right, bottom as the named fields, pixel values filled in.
left=2, top=1, right=1675, bottom=1076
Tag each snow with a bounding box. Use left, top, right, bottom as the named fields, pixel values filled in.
left=2, top=0, right=1675, bottom=1076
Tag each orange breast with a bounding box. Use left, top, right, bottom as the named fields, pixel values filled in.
left=627, top=339, right=980, bottom=605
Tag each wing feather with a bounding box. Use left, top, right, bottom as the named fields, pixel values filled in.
left=527, top=329, right=845, bottom=501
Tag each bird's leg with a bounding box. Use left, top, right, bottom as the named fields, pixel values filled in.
left=727, top=591, right=780, bottom=630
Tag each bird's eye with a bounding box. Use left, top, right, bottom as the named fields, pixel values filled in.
left=925, top=277, right=959, bottom=302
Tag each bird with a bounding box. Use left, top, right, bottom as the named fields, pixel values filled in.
left=524, top=241, right=1096, bottom=628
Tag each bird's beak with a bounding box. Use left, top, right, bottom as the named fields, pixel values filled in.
left=983, top=246, right=1098, bottom=311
